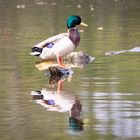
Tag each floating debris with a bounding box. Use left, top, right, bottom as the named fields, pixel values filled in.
left=105, top=47, right=140, bottom=56
left=129, top=47, right=140, bottom=52
left=10, top=76, right=13, bottom=79
left=90, top=7, right=94, bottom=11
left=51, top=2, right=57, bottom=6
left=105, top=51, right=125, bottom=56
left=79, top=29, right=84, bottom=33
left=34, top=0, right=47, bottom=5
left=97, top=27, right=103, bottom=31
left=77, top=4, right=82, bottom=8
left=16, top=4, right=26, bottom=9
left=89, top=4, right=94, bottom=11
left=35, top=2, right=45, bottom=5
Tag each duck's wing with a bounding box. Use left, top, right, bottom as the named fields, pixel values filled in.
left=35, top=33, right=68, bottom=48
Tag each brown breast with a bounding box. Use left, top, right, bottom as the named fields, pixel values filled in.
left=68, top=28, right=80, bottom=47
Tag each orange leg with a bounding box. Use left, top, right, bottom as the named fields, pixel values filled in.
left=57, top=80, right=63, bottom=94
left=57, top=56, right=65, bottom=68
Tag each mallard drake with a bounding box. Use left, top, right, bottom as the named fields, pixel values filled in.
left=30, top=15, right=88, bottom=67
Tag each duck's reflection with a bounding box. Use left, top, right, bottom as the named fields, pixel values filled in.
left=69, top=96, right=84, bottom=131
left=31, top=75, right=84, bottom=132
left=31, top=90, right=84, bottom=132
left=47, top=66, right=72, bottom=85
left=31, top=51, right=93, bottom=133
left=31, top=88, right=74, bottom=112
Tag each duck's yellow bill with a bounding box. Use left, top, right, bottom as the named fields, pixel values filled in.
left=80, top=21, right=88, bottom=27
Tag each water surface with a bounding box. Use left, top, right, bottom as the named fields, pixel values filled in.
left=0, top=0, right=140, bottom=140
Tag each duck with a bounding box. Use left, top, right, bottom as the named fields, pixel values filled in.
left=30, top=15, right=88, bottom=67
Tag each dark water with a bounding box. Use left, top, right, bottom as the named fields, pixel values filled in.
left=0, top=0, right=140, bottom=140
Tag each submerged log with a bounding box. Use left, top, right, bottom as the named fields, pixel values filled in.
left=105, top=47, right=140, bottom=56
left=35, top=51, right=95, bottom=71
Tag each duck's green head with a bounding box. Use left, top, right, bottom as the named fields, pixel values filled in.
left=67, top=15, right=88, bottom=29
